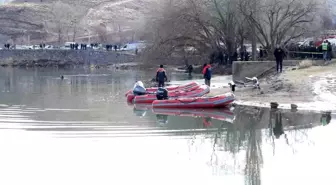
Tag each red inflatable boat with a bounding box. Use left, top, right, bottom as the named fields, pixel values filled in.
left=125, top=81, right=199, bottom=97
left=133, top=85, right=210, bottom=104
left=152, top=108, right=234, bottom=122
left=152, top=93, right=235, bottom=109
left=128, top=84, right=202, bottom=103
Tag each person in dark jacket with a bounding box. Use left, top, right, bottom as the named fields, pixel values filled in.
left=156, top=65, right=168, bottom=87
left=202, top=63, right=212, bottom=87
left=217, top=50, right=224, bottom=64
left=187, top=64, right=193, bottom=76
left=327, top=41, right=332, bottom=61
left=274, top=46, right=285, bottom=73
left=244, top=51, right=249, bottom=61
left=259, top=46, right=264, bottom=60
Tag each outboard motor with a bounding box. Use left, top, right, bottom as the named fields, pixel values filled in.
left=133, top=81, right=146, bottom=96
left=156, top=87, right=168, bottom=100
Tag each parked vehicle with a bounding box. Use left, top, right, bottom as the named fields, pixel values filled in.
left=120, top=41, right=146, bottom=51
left=45, top=45, right=54, bottom=49
left=15, top=45, right=33, bottom=50
left=64, top=42, right=76, bottom=50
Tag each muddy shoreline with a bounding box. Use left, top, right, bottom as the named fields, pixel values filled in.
left=208, top=62, right=336, bottom=111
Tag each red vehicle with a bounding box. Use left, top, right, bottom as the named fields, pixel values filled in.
left=125, top=81, right=199, bottom=97
left=152, top=93, right=234, bottom=109
left=133, top=85, right=210, bottom=104
left=301, top=35, right=336, bottom=47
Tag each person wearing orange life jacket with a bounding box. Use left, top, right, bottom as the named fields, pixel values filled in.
left=203, top=117, right=212, bottom=127
left=156, top=64, right=168, bottom=87
left=202, top=63, right=212, bottom=87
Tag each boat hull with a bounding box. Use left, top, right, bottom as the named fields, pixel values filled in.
left=152, top=93, right=234, bottom=109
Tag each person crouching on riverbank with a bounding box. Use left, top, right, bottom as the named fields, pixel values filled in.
left=156, top=65, right=168, bottom=87
left=202, top=63, right=212, bottom=87
left=274, top=46, right=285, bottom=73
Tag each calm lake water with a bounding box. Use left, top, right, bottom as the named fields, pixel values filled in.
left=0, top=67, right=334, bottom=185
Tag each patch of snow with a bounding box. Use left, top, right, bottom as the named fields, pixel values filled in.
left=312, top=74, right=336, bottom=105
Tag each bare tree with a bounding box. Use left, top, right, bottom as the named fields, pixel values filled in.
left=208, top=0, right=247, bottom=59
left=47, top=0, right=88, bottom=44
left=47, top=1, right=72, bottom=44
left=140, top=0, right=254, bottom=64
left=238, top=0, right=321, bottom=55
left=93, top=23, right=108, bottom=43
left=68, top=2, right=88, bottom=42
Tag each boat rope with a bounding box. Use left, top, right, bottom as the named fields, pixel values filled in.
left=176, top=98, right=205, bottom=104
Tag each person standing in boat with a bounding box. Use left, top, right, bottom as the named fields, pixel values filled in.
left=187, top=64, right=193, bottom=76
left=156, top=64, right=168, bottom=87
left=202, top=63, right=212, bottom=87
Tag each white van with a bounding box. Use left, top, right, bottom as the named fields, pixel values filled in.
left=64, top=42, right=76, bottom=50
left=120, top=42, right=146, bottom=51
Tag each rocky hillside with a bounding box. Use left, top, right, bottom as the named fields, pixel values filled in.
left=0, top=0, right=156, bottom=44
left=0, top=3, right=49, bottom=42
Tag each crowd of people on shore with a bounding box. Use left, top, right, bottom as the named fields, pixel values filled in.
left=208, top=42, right=334, bottom=66
left=3, top=43, right=11, bottom=49
left=2, top=42, right=123, bottom=51
left=208, top=46, right=280, bottom=65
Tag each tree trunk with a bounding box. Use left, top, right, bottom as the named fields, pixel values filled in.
left=251, top=0, right=257, bottom=61
left=67, top=28, right=70, bottom=41
left=58, top=29, right=62, bottom=45
left=227, top=40, right=234, bottom=64
left=72, top=25, right=77, bottom=42
left=240, top=37, right=244, bottom=53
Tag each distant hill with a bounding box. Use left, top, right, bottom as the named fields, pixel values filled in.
left=0, top=0, right=155, bottom=44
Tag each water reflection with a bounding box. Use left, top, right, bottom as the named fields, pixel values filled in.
left=156, top=114, right=169, bottom=125
left=0, top=67, right=334, bottom=185
left=321, top=111, right=332, bottom=126
left=270, top=109, right=284, bottom=139
left=203, top=117, right=212, bottom=128
left=130, top=103, right=333, bottom=184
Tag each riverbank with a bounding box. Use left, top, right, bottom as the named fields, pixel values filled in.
left=208, top=62, right=336, bottom=111
left=113, top=63, right=232, bottom=77
left=0, top=50, right=134, bottom=68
